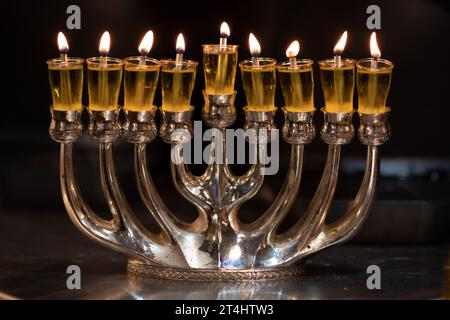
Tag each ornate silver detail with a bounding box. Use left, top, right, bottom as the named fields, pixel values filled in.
left=159, top=107, right=194, bottom=144
left=243, top=108, right=277, bottom=143
left=88, top=109, right=122, bottom=143
left=49, top=107, right=83, bottom=143
left=320, top=108, right=355, bottom=145
left=122, top=108, right=158, bottom=144
left=128, top=260, right=303, bottom=281
left=358, top=108, right=391, bottom=146
left=202, top=91, right=237, bottom=128
left=282, top=108, right=316, bottom=144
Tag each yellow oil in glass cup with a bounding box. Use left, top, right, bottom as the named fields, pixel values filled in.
left=87, top=57, right=124, bottom=111
left=319, top=58, right=356, bottom=113
left=123, top=57, right=160, bottom=111
left=277, top=59, right=315, bottom=112
left=47, top=57, right=84, bottom=111
left=239, top=57, right=277, bottom=112
left=203, top=44, right=238, bottom=95
left=356, top=58, right=394, bottom=114
left=160, top=59, right=198, bottom=112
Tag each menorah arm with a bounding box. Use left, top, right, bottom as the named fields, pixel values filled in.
left=279, top=145, right=341, bottom=247
left=170, top=143, right=219, bottom=213
left=135, top=144, right=208, bottom=234
left=233, top=144, right=304, bottom=234
left=314, top=145, right=379, bottom=249
left=60, top=143, right=137, bottom=256
left=254, top=144, right=341, bottom=267
left=99, top=143, right=172, bottom=245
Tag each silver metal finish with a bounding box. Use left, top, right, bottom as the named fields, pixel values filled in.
left=358, top=108, right=391, bottom=145
left=282, top=108, right=316, bottom=144
left=243, top=108, right=277, bottom=143
left=202, top=91, right=237, bottom=128
left=122, top=108, right=158, bottom=144
left=320, top=108, right=355, bottom=145
left=51, top=95, right=390, bottom=279
left=159, top=107, right=194, bottom=144
left=49, top=107, right=83, bottom=143
left=88, top=109, right=122, bottom=143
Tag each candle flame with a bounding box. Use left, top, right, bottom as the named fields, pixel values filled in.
left=99, top=31, right=111, bottom=56
left=286, top=40, right=300, bottom=58
left=176, top=33, right=185, bottom=53
left=370, top=32, right=381, bottom=58
left=333, top=31, right=348, bottom=55
left=139, top=30, right=154, bottom=56
left=57, top=32, right=69, bottom=54
left=220, top=22, right=230, bottom=38
left=249, top=33, right=261, bottom=57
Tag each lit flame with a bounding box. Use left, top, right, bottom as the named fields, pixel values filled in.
left=333, top=31, right=348, bottom=55
left=286, top=40, right=300, bottom=58
left=220, top=22, right=230, bottom=38
left=57, top=32, right=69, bottom=53
left=176, top=33, right=185, bottom=53
left=139, top=30, right=154, bottom=56
left=249, top=33, right=261, bottom=56
left=370, top=32, right=381, bottom=59
left=99, top=31, right=111, bottom=56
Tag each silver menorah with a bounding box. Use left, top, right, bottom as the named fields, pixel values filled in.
left=49, top=90, right=390, bottom=280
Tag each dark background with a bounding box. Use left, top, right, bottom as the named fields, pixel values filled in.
left=0, top=0, right=449, bottom=242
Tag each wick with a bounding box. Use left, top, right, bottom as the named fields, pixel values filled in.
left=289, top=57, right=297, bottom=70
left=252, top=56, right=260, bottom=68
left=100, top=54, right=108, bottom=67
left=334, top=54, right=342, bottom=68
left=371, top=57, right=379, bottom=70
left=139, top=55, right=146, bottom=66
left=60, top=53, right=68, bottom=64
left=175, top=51, right=183, bottom=70
left=219, top=36, right=228, bottom=51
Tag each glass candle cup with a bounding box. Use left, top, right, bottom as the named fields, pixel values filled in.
left=356, top=58, right=394, bottom=114
left=160, top=59, right=198, bottom=112
left=86, top=57, right=124, bottom=111
left=239, top=58, right=277, bottom=112
left=123, top=57, right=161, bottom=111
left=47, top=57, right=84, bottom=111
left=319, top=58, right=356, bottom=113
left=203, top=44, right=238, bottom=95
left=277, top=59, right=315, bottom=112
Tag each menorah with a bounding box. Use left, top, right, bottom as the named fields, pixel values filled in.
left=48, top=29, right=392, bottom=280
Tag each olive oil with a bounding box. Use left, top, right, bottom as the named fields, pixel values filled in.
left=278, top=61, right=314, bottom=112
left=203, top=45, right=238, bottom=95
left=239, top=58, right=277, bottom=112
left=356, top=59, right=393, bottom=114
left=161, top=68, right=196, bottom=112
left=124, top=60, right=160, bottom=111
left=319, top=59, right=355, bottom=113
left=87, top=62, right=123, bottom=111
left=47, top=60, right=83, bottom=111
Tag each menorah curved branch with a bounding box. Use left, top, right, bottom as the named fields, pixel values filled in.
left=50, top=101, right=390, bottom=280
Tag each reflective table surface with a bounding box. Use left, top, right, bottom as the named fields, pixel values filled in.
left=0, top=211, right=448, bottom=300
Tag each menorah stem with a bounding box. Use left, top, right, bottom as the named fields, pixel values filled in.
left=60, top=143, right=138, bottom=257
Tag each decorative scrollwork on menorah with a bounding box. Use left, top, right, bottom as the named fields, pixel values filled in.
left=47, top=29, right=392, bottom=281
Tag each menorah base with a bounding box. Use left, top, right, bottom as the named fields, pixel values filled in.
left=127, top=260, right=304, bottom=281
